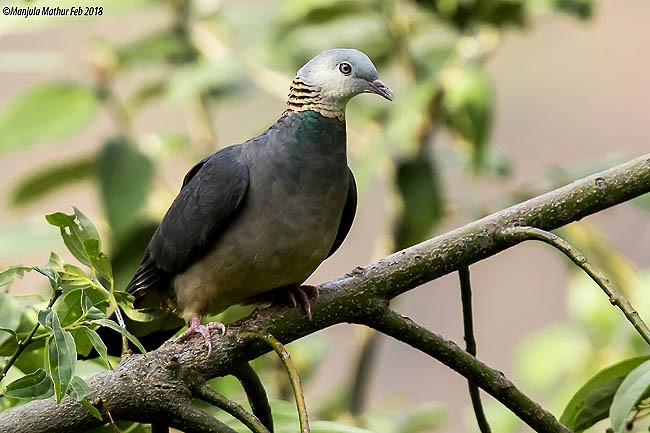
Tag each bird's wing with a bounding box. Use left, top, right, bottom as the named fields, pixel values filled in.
left=326, top=168, right=357, bottom=258
left=126, top=145, right=250, bottom=305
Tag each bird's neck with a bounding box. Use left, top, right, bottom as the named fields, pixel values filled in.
left=278, top=109, right=347, bottom=158
left=286, top=77, right=346, bottom=121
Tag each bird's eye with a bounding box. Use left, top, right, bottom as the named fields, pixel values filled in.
left=338, top=62, right=352, bottom=75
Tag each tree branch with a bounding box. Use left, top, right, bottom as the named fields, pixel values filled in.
left=231, top=363, right=274, bottom=433
left=347, top=328, right=380, bottom=416
left=240, top=332, right=310, bottom=433
left=459, top=266, right=491, bottom=433
left=499, top=226, right=650, bottom=345
left=361, top=308, right=571, bottom=433
left=163, top=402, right=239, bottom=433
left=2, top=153, right=650, bottom=432
left=193, top=385, right=270, bottom=433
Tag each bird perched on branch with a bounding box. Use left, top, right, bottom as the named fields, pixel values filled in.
left=112, top=48, right=392, bottom=354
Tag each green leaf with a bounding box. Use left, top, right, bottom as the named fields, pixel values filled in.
left=560, top=356, right=650, bottom=431
left=0, top=266, right=31, bottom=289
left=46, top=212, right=92, bottom=267
left=10, top=156, right=96, bottom=207
left=79, top=399, right=103, bottom=420
left=79, top=327, right=112, bottom=369
left=116, top=28, right=196, bottom=67
left=82, top=294, right=108, bottom=320
left=610, top=359, right=650, bottom=433
left=93, top=318, right=146, bottom=355
left=0, top=82, right=100, bottom=155
left=48, top=252, right=65, bottom=269
left=393, top=154, right=445, bottom=250
left=440, top=67, right=494, bottom=171
left=166, top=60, right=243, bottom=102
left=55, top=289, right=110, bottom=327
left=555, top=0, right=593, bottom=19
left=0, top=327, right=17, bottom=339
left=3, top=368, right=54, bottom=400
left=44, top=310, right=77, bottom=403
left=34, top=265, right=62, bottom=290
left=113, top=290, right=135, bottom=306
left=97, top=137, right=154, bottom=243
left=66, top=375, right=90, bottom=401
left=413, top=0, right=526, bottom=30
left=0, top=293, right=24, bottom=346
left=279, top=0, right=374, bottom=28
left=45, top=208, right=113, bottom=290
left=60, top=263, right=96, bottom=291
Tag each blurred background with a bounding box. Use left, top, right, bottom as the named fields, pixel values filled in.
left=1, top=0, right=650, bottom=432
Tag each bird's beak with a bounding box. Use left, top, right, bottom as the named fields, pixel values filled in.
left=367, top=79, right=394, bottom=101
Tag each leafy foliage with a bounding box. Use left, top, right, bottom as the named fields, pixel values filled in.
left=560, top=356, right=650, bottom=431
left=0, top=210, right=139, bottom=414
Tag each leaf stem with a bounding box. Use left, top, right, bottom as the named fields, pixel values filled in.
left=240, top=332, right=309, bottom=433
left=347, top=328, right=380, bottom=416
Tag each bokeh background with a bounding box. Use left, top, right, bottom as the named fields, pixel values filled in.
left=1, top=0, right=650, bottom=432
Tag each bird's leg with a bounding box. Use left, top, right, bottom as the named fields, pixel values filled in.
left=176, top=316, right=226, bottom=355
left=287, top=284, right=319, bottom=320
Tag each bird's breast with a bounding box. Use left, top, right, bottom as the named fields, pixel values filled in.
left=175, top=141, right=350, bottom=315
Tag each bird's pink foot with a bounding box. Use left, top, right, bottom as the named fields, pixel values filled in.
left=176, top=316, right=226, bottom=355
left=286, top=284, right=319, bottom=320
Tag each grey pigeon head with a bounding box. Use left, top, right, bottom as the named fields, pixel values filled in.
left=288, top=48, right=393, bottom=117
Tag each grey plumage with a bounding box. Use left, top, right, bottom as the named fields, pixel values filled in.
left=124, top=48, right=391, bottom=345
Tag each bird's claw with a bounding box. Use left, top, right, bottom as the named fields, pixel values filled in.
left=288, top=285, right=319, bottom=320
left=176, top=317, right=226, bottom=355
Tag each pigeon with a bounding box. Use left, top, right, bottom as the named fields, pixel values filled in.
left=118, top=48, right=392, bottom=353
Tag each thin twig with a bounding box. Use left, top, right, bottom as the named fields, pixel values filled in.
left=348, top=328, right=380, bottom=416
left=363, top=308, right=571, bottom=433
left=232, top=363, right=274, bottom=433
left=193, top=384, right=270, bottom=433
left=0, top=287, right=62, bottom=384
left=100, top=398, right=121, bottom=433
left=240, top=332, right=309, bottom=433
left=459, top=266, right=492, bottom=433
left=499, top=226, right=650, bottom=346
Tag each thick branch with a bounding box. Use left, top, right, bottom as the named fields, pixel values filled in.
left=2, top=154, right=650, bottom=432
